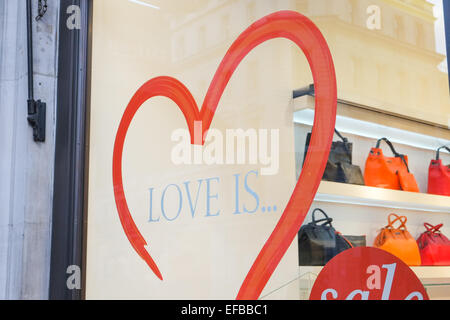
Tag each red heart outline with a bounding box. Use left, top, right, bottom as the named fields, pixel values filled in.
left=112, top=10, right=337, bottom=300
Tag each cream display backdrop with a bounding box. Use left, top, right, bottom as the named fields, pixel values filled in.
left=86, top=0, right=302, bottom=299
left=294, top=0, right=449, bottom=127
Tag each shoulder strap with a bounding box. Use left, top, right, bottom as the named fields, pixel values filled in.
left=436, top=146, right=450, bottom=160
left=334, top=129, right=348, bottom=143
left=376, top=138, right=410, bottom=173
left=334, top=129, right=352, bottom=156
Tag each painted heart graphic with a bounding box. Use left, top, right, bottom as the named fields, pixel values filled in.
left=112, top=10, right=337, bottom=300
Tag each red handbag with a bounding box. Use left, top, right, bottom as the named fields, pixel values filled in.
left=417, top=223, right=450, bottom=266
left=428, top=146, right=450, bottom=196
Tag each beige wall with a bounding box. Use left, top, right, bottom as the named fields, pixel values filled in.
left=293, top=0, right=449, bottom=127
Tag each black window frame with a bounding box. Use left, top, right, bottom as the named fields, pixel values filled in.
left=48, top=0, right=450, bottom=300
left=49, top=0, right=92, bottom=300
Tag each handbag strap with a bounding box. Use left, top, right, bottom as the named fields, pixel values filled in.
left=334, top=128, right=352, bottom=157
left=305, top=128, right=350, bottom=150
left=312, top=208, right=333, bottom=227
left=386, top=213, right=407, bottom=230
left=436, top=146, right=450, bottom=160
left=424, top=222, right=443, bottom=234
left=336, top=231, right=354, bottom=248
left=334, top=129, right=348, bottom=143
left=375, top=138, right=410, bottom=173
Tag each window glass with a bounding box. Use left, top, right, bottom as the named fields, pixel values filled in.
left=87, top=0, right=450, bottom=300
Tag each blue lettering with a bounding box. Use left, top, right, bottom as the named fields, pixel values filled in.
left=243, top=170, right=259, bottom=214
left=205, top=177, right=220, bottom=217
left=148, top=187, right=160, bottom=222
left=184, top=180, right=203, bottom=218
left=161, top=184, right=182, bottom=221
left=233, top=173, right=242, bottom=215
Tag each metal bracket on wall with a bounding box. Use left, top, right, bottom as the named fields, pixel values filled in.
left=27, top=99, right=46, bottom=142
left=27, top=0, right=46, bottom=142
left=293, top=84, right=315, bottom=99
left=36, top=0, right=48, bottom=21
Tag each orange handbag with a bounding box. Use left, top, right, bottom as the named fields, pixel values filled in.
left=364, top=138, right=419, bottom=192
left=374, top=214, right=421, bottom=266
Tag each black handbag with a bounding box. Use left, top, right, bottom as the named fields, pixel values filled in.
left=298, top=208, right=353, bottom=266
left=303, top=129, right=365, bottom=185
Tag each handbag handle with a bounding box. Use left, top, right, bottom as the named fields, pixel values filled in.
left=304, top=128, right=350, bottom=155
left=424, top=222, right=443, bottom=234
left=334, top=128, right=352, bottom=155
left=436, top=145, right=450, bottom=160
left=334, top=129, right=348, bottom=143
left=312, top=208, right=333, bottom=227
left=386, top=213, right=407, bottom=230
left=375, top=138, right=411, bottom=173
left=306, top=129, right=351, bottom=151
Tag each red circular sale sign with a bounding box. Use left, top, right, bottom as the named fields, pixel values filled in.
left=309, top=247, right=429, bottom=300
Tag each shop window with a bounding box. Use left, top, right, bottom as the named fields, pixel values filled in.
left=416, top=22, right=425, bottom=49
left=394, top=14, right=405, bottom=41
left=177, top=35, right=186, bottom=60
left=247, top=59, right=259, bottom=91
left=221, top=14, right=231, bottom=40
left=376, top=63, right=385, bottom=96
left=351, top=56, right=362, bottom=89
left=349, top=0, right=359, bottom=25
left=198, top=25, right=206, bottom=49
left=247, top=1, right=256, bottom=21
left=87, top=0, right=450, bottom=301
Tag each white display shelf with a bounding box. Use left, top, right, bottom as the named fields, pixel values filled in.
left=314, top=181, right=450, bottom=213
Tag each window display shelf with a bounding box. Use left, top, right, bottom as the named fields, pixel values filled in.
left=315, top=181, right=450, bottom=213
left=299, top=266, right=450, bottom=280
left=412, top=266, right=450, bottom=286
